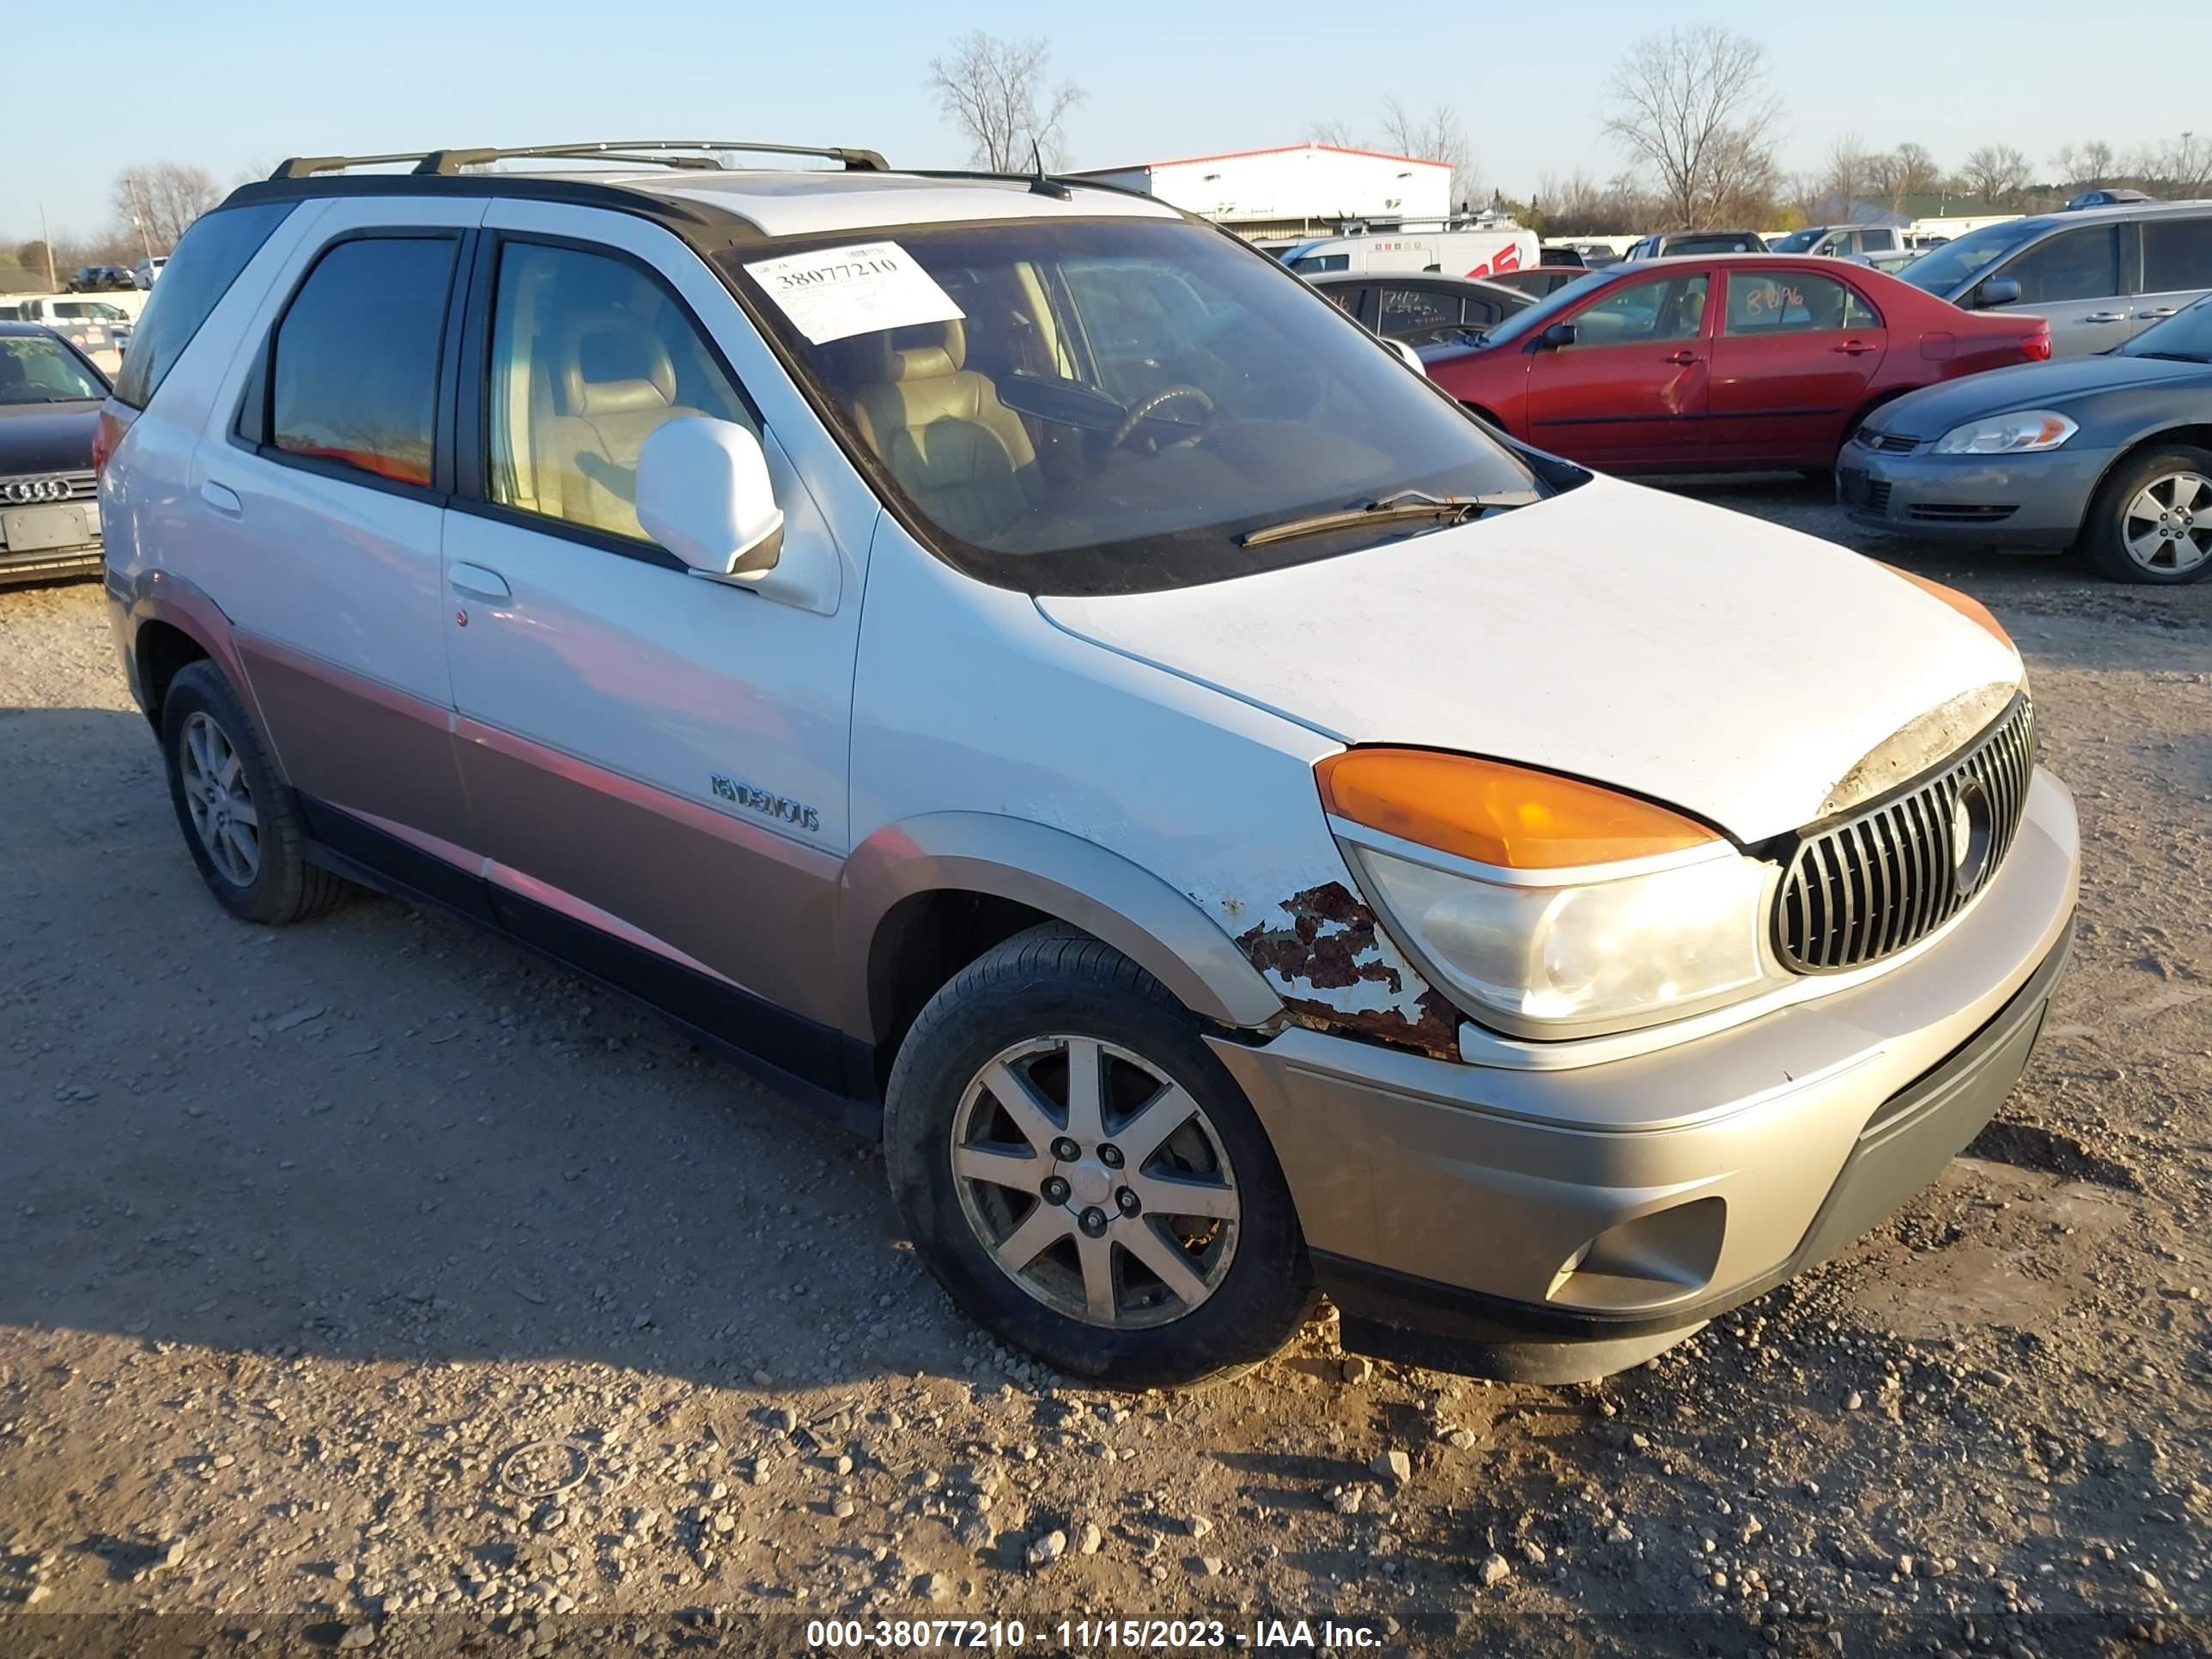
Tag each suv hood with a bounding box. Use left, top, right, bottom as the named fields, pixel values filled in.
left=1036, top=477, right=2023, bottom=842
left=1868, top=354, right=2212, bottom=437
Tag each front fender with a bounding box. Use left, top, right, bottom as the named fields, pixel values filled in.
left=836, top=811, right=1285, bottom=1039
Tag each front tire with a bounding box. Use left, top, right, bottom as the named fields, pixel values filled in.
left=884, top=925, right=1315, bottom=1388
left=2081, top=446, right=2212, bottom=583
left=161, top=660, right=353, bottom=925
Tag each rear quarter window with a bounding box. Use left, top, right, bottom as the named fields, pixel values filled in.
left=111, top=201, right=294, bottom=410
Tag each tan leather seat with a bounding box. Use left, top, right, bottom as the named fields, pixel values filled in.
left=850, top=320, right=1036, bottom=543
left=536, top=318, right=699, bottom=539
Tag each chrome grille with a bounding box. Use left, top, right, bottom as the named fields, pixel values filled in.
left=1866, top=432, right=1922, bottom=454
left=1776, top=696, right=2035, bottom=974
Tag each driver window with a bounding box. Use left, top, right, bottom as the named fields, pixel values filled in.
left=1996, top=227, right=2121, bottom=305
left=484, top=241, right=755, bottom=545
left=1568, top=274, right=1708, bottom=346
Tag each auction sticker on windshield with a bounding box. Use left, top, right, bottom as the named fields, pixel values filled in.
left=744, top=240, right=965, bottom=345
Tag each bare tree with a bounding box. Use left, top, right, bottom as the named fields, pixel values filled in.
left=926, top=32, right=1084, bottom=173
left=1961, top=143, right=2032, bottom=205
left=1821, top=130, right=1871, bottom=219
left=2147, top=131, right=2212, bottom=195
left=110, top=162, right=222, bottom=252
left=1604, top=26, right=1782, bottom=228
left=1378, top=100, right=1481, bottom=213
left=2049, top=139, right=2117, bottom=189
left=1867, top=143, right=1942, bottom=214
left=1305, top=119, right=1361, bottom=149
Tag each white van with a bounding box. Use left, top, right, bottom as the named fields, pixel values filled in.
left=1279, top=222, right=1540, bottom=281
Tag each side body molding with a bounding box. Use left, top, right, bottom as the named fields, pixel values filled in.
left=836, top=811, right=1286, bottom=1040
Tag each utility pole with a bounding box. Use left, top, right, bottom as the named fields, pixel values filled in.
left=128, top=178, right=153, bottom=262
left=39, top=203, right=58, bottom=290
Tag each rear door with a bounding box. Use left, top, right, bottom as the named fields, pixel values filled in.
left=1707, top=266, right=1887, bottom=466
left=2130, top=213, right=2212, bottom=337
left=1980, top=222, right=2129, bottom=356
left=197, top=198, right=483, bottom=854
left=1523, top=268, right=1712, bottom=468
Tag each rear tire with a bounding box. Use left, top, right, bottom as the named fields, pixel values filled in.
left=2081, top=445, right=2212, bottom=584
left=884, top=924, right=1315, bottom=1388
left=161, top=660, right=353, bottom=925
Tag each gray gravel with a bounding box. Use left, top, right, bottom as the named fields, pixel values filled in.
left=1, top=483, right=2208, bottom=1655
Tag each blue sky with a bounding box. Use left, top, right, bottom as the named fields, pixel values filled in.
left=11, top=0, right=2206, bottom=241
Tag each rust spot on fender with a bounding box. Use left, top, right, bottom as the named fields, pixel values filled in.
left=1233, top=883, right=1462, bottom=1060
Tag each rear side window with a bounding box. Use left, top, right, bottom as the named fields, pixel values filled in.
left=2142, top=217, right=2212, bottom=292
left=266, top=237, right=459, bottom=489
left=110, top=201, right=292, bottom=410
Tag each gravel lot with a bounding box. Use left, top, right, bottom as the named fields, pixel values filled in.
left=2, top=482, right=2208, bottom=1657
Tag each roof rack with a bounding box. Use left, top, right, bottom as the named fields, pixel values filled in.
left=268, top=140, right=889, bottom=182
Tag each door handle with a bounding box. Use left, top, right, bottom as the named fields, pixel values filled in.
left=2136, top=307, right=2179, bottom=320
left=448, top=562, right=511, bottom=603
left=2079, top=312, right=2128, bottom=323
left=1663, top=349, right=1701, bottom=365
left=1832, top=341, right=1875, bottom=356
left=199, top=480, right=242, bottom=518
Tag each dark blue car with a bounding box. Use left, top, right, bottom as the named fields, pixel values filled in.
left=1840, top=296, right=2212, bottom=583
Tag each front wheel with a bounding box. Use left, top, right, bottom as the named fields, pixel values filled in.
left=884, top=926, right=1315, bottom=1388
left=2081, top=446, right=2212, bottom=583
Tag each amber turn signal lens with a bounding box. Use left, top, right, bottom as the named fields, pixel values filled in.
left=1881, top=564, right=2013, bottom=649
left=1316, top=749, right=1718, bottom=870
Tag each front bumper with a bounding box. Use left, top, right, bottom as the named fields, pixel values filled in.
left=1838, top=443, right=2110, bottom=546
left=0, top=501, right=104, bottom=587
left=1208, top=769, right=2080, bottom=1380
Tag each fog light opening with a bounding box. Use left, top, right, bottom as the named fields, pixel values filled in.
left=1547, top=1196, right=1728, bottom=1312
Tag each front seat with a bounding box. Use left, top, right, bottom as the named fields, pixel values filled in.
left=850, top=320, right=1037, bottom=543
left=538, top=317, right=694, bottom=538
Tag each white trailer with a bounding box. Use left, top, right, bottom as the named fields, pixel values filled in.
left=1276, top=221, right=1540, bottom=280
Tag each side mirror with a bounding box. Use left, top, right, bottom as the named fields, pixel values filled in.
left=1540, top=321, right=1577, bottom=349
left=1385, top=338, right=1428, bottom=376
left=1976, top=276, right=2021, bottom=309
left=635, top=417, right=784, bottom=582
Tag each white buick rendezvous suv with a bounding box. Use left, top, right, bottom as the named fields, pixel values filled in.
left=97, top=141, right=2078, bottom=1386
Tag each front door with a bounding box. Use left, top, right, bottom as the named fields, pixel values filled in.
left=197, top=198, right=483, bottom=852
left=1983, top=223, right=2130, bottom=358
left=1707, top=267, right=1887, bottom=466
left=1524, top=269, right=1712, bottom=469
left=439, top=203, right=866, bottom=1072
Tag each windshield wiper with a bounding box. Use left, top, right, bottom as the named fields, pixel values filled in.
left=2126, top=350, right=2210, bottom=363
left=1240, top=488, right=1534, bottom=548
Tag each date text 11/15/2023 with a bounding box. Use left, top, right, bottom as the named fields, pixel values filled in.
left=802, top=1617, right=1389, bottom=1650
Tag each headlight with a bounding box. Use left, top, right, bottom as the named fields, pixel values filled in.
left=1319, top=750, right=1779, bottom=1037
left=1932, top=410, right=2076, bottom=455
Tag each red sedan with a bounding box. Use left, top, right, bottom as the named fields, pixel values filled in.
left=1423, top=255, right=2051, bottom=472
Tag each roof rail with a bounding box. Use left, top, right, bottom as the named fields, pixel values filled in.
left=268, top=140, right=889, bottom=182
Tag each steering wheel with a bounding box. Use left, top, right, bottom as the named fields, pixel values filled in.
left=1110, top=384, right=1216, bottom=452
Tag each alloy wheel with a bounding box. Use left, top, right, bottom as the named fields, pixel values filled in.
left=2121, top=470, right=2212, bottom=574
left=179, top=711, right=261, bottom=886
left=950, top=1036, right=1240, bottom=1329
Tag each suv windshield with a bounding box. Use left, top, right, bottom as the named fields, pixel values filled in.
left=0, top=334, right=107, bottom=403
left=719, top=217, right=1543, bottom=595
left=1766, top=228, right=1823, bottom=252
left=1894, top=218, right=2045, bottom=293
left=2118, top=295, right=2212, bottom=362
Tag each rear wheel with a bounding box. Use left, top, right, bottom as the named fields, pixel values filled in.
left=161, top=660, right=353, bottom=924
left=884, top=925, right=1314, bottom=1388
left=2081, top=446, right=2212, bottom=583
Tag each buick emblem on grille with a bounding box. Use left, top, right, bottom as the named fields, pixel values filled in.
left=3, top=477, right=70, bottom=504
left=1950, top=779, right=1996, bottom=893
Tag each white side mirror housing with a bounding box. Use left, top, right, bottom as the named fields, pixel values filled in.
left=635, top=416, right=785, bottom=581
left=1386, top=338, right=1428, bottom=377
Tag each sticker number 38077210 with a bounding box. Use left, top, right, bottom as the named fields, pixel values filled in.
left=743, top=240, right=967, bottom=346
